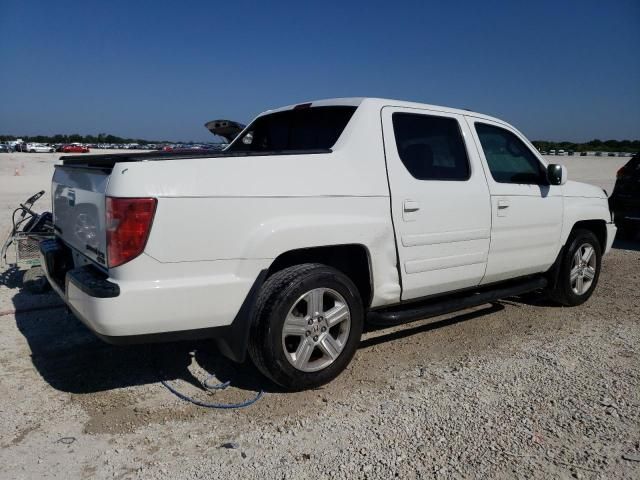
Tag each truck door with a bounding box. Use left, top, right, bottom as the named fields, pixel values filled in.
left=381, top=106, right=492, bottom=300
left=466, top=118, right=563, bottom=284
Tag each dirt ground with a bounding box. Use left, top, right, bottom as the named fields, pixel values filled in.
left=0, top=151, right=638, bottom=479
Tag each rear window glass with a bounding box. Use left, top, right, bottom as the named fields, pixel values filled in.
left=227, top=106, right=356, bottom=152
left=392, top=113, right=470, bottom=181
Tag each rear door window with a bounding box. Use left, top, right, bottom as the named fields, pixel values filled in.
left=228, top=106, right=356, bottom=152
left=392, top=113, right=470, bottom=181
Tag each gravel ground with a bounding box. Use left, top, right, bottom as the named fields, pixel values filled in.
left=0, top=152, right=638, bottom=479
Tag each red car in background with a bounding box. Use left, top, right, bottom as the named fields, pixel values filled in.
left=57, top=144, right=90, bottom=153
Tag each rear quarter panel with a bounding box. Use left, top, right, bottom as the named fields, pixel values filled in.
left=144, top=196, right=400, bottom=307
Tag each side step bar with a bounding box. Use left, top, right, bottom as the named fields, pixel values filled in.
left=367, top=276, right=548, bottom=327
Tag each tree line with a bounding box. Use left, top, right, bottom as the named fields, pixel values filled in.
left=531, top=139, right=639, bottom=153
left=0, top=133, right=169, bottom=144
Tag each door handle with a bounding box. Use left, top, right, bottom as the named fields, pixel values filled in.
left=497, top=199, right=510, bottom=217
left=403, top=200, right=420, bottom=212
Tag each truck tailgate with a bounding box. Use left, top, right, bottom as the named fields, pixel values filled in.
left=52, top=165, right=109, bottom=267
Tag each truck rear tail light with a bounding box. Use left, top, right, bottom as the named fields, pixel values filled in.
left=616, top=166, right=626, bottom=179
left=106, top=197, right=157, bottom=268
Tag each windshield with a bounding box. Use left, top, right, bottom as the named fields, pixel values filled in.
left=227, top=106, right=357, bottom=152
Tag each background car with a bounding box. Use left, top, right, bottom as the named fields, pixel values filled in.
left=610, top=154, right=640, bottom=239
left=56, top=144, right=90, bottom=153
left=0, top=144, right=9, bottom=153
left=26, top=143, right=55, bottom=153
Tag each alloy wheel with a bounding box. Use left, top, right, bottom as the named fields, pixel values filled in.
left=570, top=243, right=597, bottom=295
left=281, top=288, right=351, bottom=372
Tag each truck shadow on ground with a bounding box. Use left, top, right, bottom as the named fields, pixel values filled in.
left=12, top=289, right=274, bottom=394
left=12, top=288, right=507, bottom=396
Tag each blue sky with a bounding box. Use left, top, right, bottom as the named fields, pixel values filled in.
left=0, top=0, right=638, bottom=142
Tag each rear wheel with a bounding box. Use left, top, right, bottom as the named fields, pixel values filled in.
left=248, top=264, right=363, bottom=391
left=549, top=229, right=601, bottom=306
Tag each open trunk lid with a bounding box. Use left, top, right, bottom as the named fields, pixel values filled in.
left=204, top=119, right=246, bottom=142
left=53, top=165, right=109, bottom=267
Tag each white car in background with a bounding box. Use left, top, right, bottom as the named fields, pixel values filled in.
left=26, top=143, right=54, bottom=153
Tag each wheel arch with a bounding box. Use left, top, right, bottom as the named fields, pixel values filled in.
left=267, top=244, right=374, bottom=308
left=568, top=219, right=607, bottom=252
left=560, top=196, right=611, bottom=252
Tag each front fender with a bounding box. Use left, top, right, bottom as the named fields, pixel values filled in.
left=560, top=196, right=612, bottom=247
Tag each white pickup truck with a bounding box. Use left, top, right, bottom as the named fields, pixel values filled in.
left=41, top=98, right=615, bottom=390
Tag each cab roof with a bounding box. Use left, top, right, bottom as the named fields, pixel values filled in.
left=262, top=97, right=508, bottom=126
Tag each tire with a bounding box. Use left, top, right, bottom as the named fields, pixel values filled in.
left=549, top=229, right=602, bottom=306
left=248, top=263, right=364, bottom=391
left=22, top=266, right=51, bottom=294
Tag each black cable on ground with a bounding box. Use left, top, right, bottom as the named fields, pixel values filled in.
left=160, top=373, right=264, bottom=409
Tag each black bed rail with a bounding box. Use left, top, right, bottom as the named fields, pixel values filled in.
left=60, top=148, right=333, bottom=167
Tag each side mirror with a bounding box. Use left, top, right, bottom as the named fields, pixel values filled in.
left=547, top=164, right=567, bottom=185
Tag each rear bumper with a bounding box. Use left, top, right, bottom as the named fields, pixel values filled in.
left=67, top=266, right=120, bottom=298
left=39, top=239, right=268, bottom=362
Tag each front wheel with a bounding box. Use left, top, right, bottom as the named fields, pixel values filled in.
left=549, top=229, right=602, bottom=306
left=248, top=264, right=364, bottom=391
